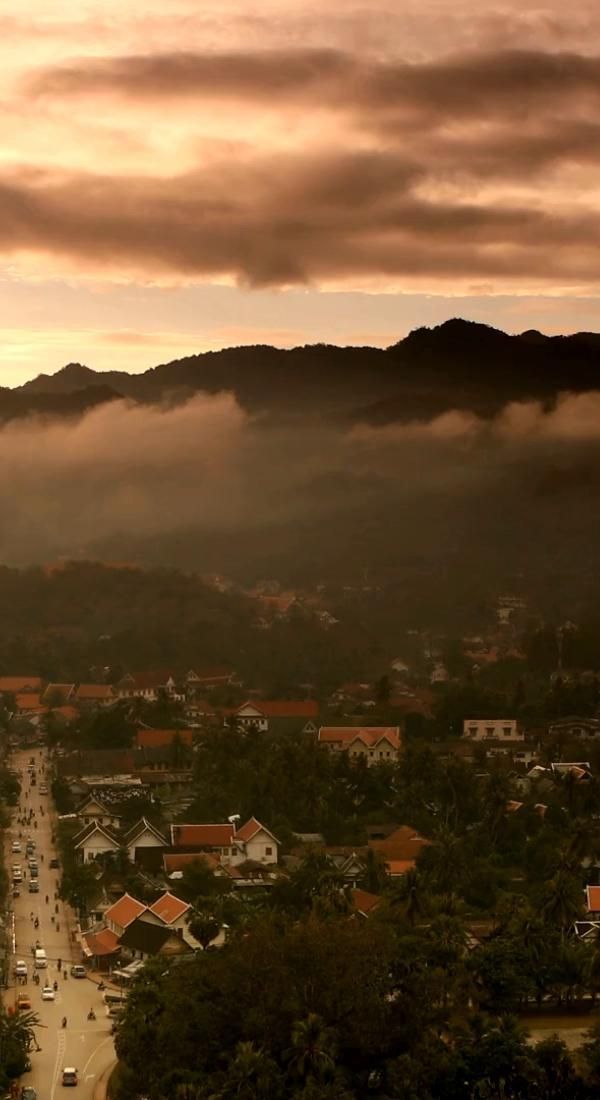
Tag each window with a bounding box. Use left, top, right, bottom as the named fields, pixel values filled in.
left=503, top=727, right=512, bottom=737
left=266, top=847, right=272, bottom=856
left=469, top=727, right=477, bottom=737
left=485, top=728, right=494, bottom=738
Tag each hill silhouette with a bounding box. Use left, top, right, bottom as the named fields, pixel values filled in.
left=10, top=318, right=600, bottom=425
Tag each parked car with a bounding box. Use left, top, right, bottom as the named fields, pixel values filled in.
left=15, top=960, right=28, bottom=977
left=49, top=857, right=59, bottom=869
left=70, top=964, right=86, bottom=979
left=22, top=1088, right=37, bottom=1100
left=39, top=785, right=48, bottom=794
left=28, top=881, right=40, bottom=893
left=41, top=986, right=55, bottom=1000
left=17, top=992, right=32, bottom=1011
left=11, top=840, right=21, bottom=853
left=61, top=1068, right=78, bottom=1087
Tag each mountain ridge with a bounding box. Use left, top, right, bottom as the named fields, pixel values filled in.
left=6, top=318, right=600, bottom=425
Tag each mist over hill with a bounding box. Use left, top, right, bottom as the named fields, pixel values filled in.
left=2, top=317, right=600, bottom=611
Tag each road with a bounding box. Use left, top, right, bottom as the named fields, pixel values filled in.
left=4, top=746, right=116, bottom=1100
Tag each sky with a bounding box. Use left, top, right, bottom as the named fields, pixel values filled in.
left=2, top=0, right=600, bottom=384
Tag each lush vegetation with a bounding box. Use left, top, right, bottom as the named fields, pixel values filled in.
left=112, top=909, right=600, bottom=1100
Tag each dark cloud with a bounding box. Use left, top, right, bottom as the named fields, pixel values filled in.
left=29, top=47, right=600, bottom=124
left=0, top=153, right=599, bottom=286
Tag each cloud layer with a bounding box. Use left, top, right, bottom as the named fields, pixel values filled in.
left=0, top=42, right=593, bottom=291
left=2, top=388, right=600, bottom=566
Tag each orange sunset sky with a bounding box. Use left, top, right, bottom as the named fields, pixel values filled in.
left=2, top=0, right=600, bottom=383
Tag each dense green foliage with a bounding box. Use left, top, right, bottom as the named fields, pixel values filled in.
left=113, top=912, right=600, bottom=1100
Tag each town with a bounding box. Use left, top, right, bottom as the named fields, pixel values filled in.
left=3, top=564, right=600, bottom=1096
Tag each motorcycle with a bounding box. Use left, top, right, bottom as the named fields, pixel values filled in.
left=87, top=1009, right=96, bottom=1021
left=62, top=1017, right=67, bottom=1029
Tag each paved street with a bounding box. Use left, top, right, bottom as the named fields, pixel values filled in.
left=4, top=747, right=116, bottom=1100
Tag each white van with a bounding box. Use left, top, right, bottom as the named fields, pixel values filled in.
left=34, top=948, right=47, bottom=969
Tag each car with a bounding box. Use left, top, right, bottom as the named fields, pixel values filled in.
left=41, top=986, right=55, bottom=1000
left=70, top=964, right=86, bottom=979
left=17, top=992, right=32, bottom=1011
left=26, top=842, right=35, bottom=855
left=39, top=784, right=48, bottom=793
left=15, top=960, right=27, bottom=977
left=11, top=841, right=21, bottom=853
left=49, top=857, right=59, bottom=869
left=22, top=1089, right=37, bottom=1100
left=28, top=881, right=40, bottom=893
left=61, top=1068, right=78, bottom=1087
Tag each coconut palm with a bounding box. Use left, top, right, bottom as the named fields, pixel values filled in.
left=287, top=1014, right=336, bottom=1083
left=220, top=1041, right=282, bottom=1100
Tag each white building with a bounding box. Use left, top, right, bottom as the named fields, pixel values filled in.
left=462, top=719, right=522, bottom=742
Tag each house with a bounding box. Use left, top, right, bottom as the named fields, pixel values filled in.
left=170, top=817, right=279, bottom=866
left=548, top=718, right=600, bottom=740
left=585, top=886, right=600, bottom=917
left=318, top=727, right=402, bottom=765
left=485, top=743, right=539, bottom=767
left=73, top=821, right=121, bottom=863
left=351, top=889, right=382, bottom=918
left=185, top=667, right=235, bottom=693
left=119, top=918, right=192, bottom=962
left=76, top=794, right=122, bottom=830
left=322, top=848, right=367, bottom=885
left=74, top=684, right=116, bottom=707
left=105, top=893, right=148, bottom=936
left=123, top=818, right=168, bottom=867
left=368, top=825, right=429, bottom=877
left=116, top=671, right=178, bottom=702
left=42, top=683, right=75, bottom=705
left=135, top=728, right=193, bottom=750
left=0, top=676, right=43, bottom=695
left=551, top=762, right=593, bottom=782
left=225, top=700, right=319, bottom=734
left=14, top=694, right=47, bottom=715
left=462, top=719, right=523, bottom=742
left=163, top=852, right=221, bottom=878
left=81, top=927, right=121, bottom=968
left=146, top=891, right=190, bottom=928
left=234, top=817, right=279, bottom=863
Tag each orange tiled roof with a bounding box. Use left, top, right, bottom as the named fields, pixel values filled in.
left=104, top=893, right=147, bottom=929
left=171, top=823, right=234, bottom=849
left=0, top=676, right=43, bottom=693
left=15, top=693, right=43, bottom=711
left=235, top=817, right=278, bottom=844
left=370, top=825, right=429, bottom=862
left=164, top=852, right=221, bottom=874
left=386, top=859, right=416, bottom=876
left=83, top=928, right=120, bottom=957
left=136, top=728, right=193, bottom=749
left=351, top=888, right=382, bottom=914
left=586, top=886, right=600, bottom=913
left=149, top=892, right=190, bottom=924
left=236, top=700, right=318, bottom=719
left=75, top=684, right=115, bottom=701
left=319, top=726, right=401, bottom=749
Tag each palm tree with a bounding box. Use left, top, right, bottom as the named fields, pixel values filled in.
left=186, top=904, right=220, bottom=950
left=0, top=1005, right=40, bottom=1082
left=287, top=1014, right=336, bottom=1083
left=540, top=871, right=584, bottom=938
left=220, top=1041, right=282, bottom=1100
left=390, top=867, right=423, bottom=926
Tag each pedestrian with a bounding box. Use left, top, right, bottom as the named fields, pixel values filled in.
left=57, top=958, right=62, bottom=971
left=55, top=903, right=58, bottom=914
